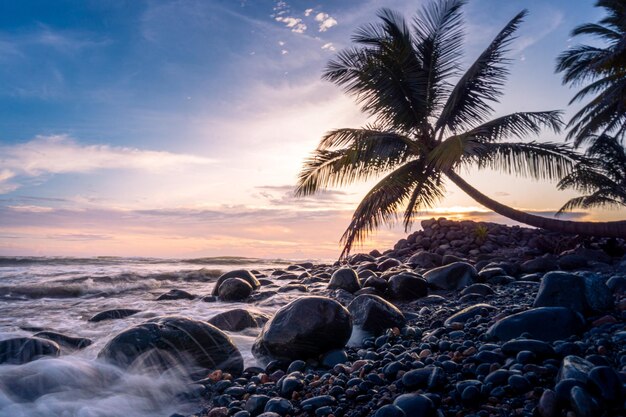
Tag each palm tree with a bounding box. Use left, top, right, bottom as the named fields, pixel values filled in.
left=556, top=0, right=626, bottom=213
left=558, top=134, right=626, bottom=211
left=556, top=0, right=626, bottom=147
left=295, top=0, right=626, bottom=256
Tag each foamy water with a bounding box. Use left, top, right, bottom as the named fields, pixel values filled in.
left=0, top=256, right=305, bottom=417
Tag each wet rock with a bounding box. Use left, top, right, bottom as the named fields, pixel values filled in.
left=393, top=393, right=435, bottom=417
left=520, top=254, right=558, bottom=273
left=570, top=386, right=600, bottom=417
left=88, top=308, right=141, bottom=322
left=33, top=331, right=93, bottom=350
left=557, top=355, right=594, bottom=384
left=373, top=404, right=406, bottom=417
left=534, top=272, right=601, bottom=314
left=98, top=316, right=244, bottom=377
left=407, top=251, right=442, bottom=269
left=264, top=397, right=293, bottom=415
left=486, top=307, right=583, bottom=342
left=157, top=289, right=195, bottom=301
left=252, top=297, right=352, bottom=363
left=537, top=389, right=558, bottom=417
left=208, top=309, right=269, bottom=332
left=501, top=339, right=555, bottom=358
left=321, top=349, right=348, bottom=368
left=378, top=258, right=402, bottom=271
left=245, top=394, right=270, bottom=415
left=212, top=270, right=260, bottom=296
left=424, top=262, right=476, bottom=290
left=460, top=283, right=495, bottom=296
left=328, top=268, right=361, bottom=293
left=363, top=276, right=388, bottom=292
left=0, top=337, right=60, bottom=365
left=588, top=366, right=623, bottom=402
left=444, top=304, right=495, bottom=327
left=218, top=278, right=253, bottom=301
left=387, top=273, right=428, bottom=300
left=347, top=294, right=406, bottom=334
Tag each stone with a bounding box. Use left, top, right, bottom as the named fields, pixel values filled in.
left=208, top=309, right=269, bottom=332
left=212, top=270, right=260, bottom=295
left=537, top=389, right=558, bottom=417
left=501, top=339, right=555, bottom=357
left=378, top=258, right=402, bottom=271
left=88, top=308, right=140, bottom=322
left=0, top=337, right=60, bottom=365
left=424, top=262, right=476, bottom=290
left=33, top=331, right=93, bottom=350
left=569, top=386, right=599, bottom=417
left=373, top=404, right=406, bottom=417
left=588, top=366, right=623, bottom=402
left=533, top=272, right=587, bottom=313
left=557, top=355, right=594, bottom=384
left=486, top=307, right=583, bottom=342
left=387, top=273, right=428, bottom=300
left=460, top=283, right=495, bottom=296
left=407, top=251, right=442, bottom=269
left=520, top=254, right=558, bottom=273
left=252, top=297, right=352, bottom=363
left=218, top=278, right=253, bottom=301
left=328, top=268, right=361, bottom=293
left=98, top=316, right=243, bottom=377
left=347, top=294, right=406, bottom=334
left=444, top=304, right=495, bottom=327
left=245, top=395, right=270, bottom=415
left=263, top=397, right=294, bottom=415
left=393, top=393, right=435, bottom=417
left=363, top=276, right=388, bottom=292
left=157, top=289, right=195, bottom=300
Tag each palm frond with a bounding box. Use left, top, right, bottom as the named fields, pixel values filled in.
left=465, top=141, right=581, bottom=181
left=295, top=131, right=413, bottom=197
left=324, top=9, right=429, bottom=133
left=436, top=10, right=527, bottom=133
left=466, top=111, right=563, bottom=142
left=413, top=0, right=465, bottom=115
left=339, top=159, right=442, bottom=257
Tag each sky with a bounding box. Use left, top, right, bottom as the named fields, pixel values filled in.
left=0, top=0, right=623, bottom=260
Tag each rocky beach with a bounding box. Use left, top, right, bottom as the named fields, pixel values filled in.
left=2, top=218, right=624, bottom=417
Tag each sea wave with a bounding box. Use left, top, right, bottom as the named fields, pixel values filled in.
left=0, top=256, right=292, bottom=267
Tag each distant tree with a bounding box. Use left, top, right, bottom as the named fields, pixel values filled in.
left=295, top=0, right=626, bottom=256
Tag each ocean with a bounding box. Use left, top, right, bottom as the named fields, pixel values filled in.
left=0, top=256, right=306, bottom=417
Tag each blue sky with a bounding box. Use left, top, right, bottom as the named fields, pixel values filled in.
left=0, top=0, right=620, bottom=258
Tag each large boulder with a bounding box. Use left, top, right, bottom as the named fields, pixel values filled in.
left=424, top=262, right=476, bottom=290
left=328, top=268, right=361, bottom=293
left=387, top=273, right=428, bottom=300
left=407, top=251, right=442, bottom=269
left=98, top=316, right=243, bottom=377
left=0, top=337, right=60, bottom=364
left=208, top=309, right=269, bottom=332
left=486, top=307, right=583, bottom=342
left=33, top=331, right=93, bottom=350
left=212, top=270, right=260, bottom=296
left=252, top=297, right=352, bottom=363
left=218, top=278, right=253, bottom=301
left=534, top=272, right=612, bottom=315
left=157, top=289, right=195, bottom=301
left=348, top=294, right=406, bottom=334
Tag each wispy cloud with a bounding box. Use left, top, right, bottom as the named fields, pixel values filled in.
left=0, top=135, right=214, bottom=194
left=315, top=13, right=338, bottom=32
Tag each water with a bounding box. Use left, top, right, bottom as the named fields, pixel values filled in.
left=0, top=256, right=305, bottom=417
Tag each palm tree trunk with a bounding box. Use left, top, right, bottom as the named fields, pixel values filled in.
left=446, top=170, right=626, bottom=238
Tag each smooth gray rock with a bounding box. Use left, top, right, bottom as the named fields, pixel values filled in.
left=212, top=270, right=260, bottom=296
left=328, top=268, right=361, bottom=293
left=387, top=273, right=428, bottom=300
left=88, top=308, right=140, bottom=322
left=218, top=278, right=253, bottom=301
left=424, top=262, right=476, bottom=290
left=33, top=331, right=93, bottom=350
left=348, top=294, right=405, bottom=334
left=486, top=307, right=583, bottom=342
left=252, top=297, right=352, bottom=363
left=0, top=337, right=60, bottom=365
left=444, top=304, right=495, bottom=327
left=208, top=309, right=269, bottom=332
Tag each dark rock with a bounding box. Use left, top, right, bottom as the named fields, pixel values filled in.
left=444, top=304, right=495, bottom=327
left=537, top=389, right=558, bottom=417
left=569, top=386, right=600, bottom=417
left=264, top=397, right=293, bottom=415
left=393, top=393, right=435, bottom=417
left=33, top=331, right=93, bottom=350
left=373, top=404, right=406, bottom=417
left=208, top=309, right=269, bottom=332
left=321, top=349, right=348, bottom=368
left=486, top=307, right=583, bottom=342
left=424, top=262, right=476, bottom=290
left=508, top=375, right=531, bottom=393
left=218, top=278, right=253, bottom=301
left=98, top=316, right=243, bottom=377
left=387, top=273, right=428, bottom=300
left=347, top=294, right=406, bottom=334
left=88, top=308, right=140, bottom=322
left=478, top=267, right=507, bottom=280
left=501, top=339, right=555, bottom=357
left=212, top=270, right=260, bottom=295
left=157, top=289, right=195, bottom=301
left=588, top=366, right=623, bottom=402
left=0, top=337, right=60, bottom=364
left=328, top=268, right=361, bottom=293
left=557, top=355, right=594, bottom=384
left=377, top=258, right=402, bottom=271
left=363, top=276, right=388, bottom=292
left=407, top=252, right=442, bottom=269
left=533, top=272, right=587, bottom=313
left=460, top=283, right=495, bottom=296
left=245, top=395, right=270, bottom=415
left=300, top=395, right=336, bottom=411
left=252, top=297, right=352, bottom=363
left=520, top=255, right=558, bottom=273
